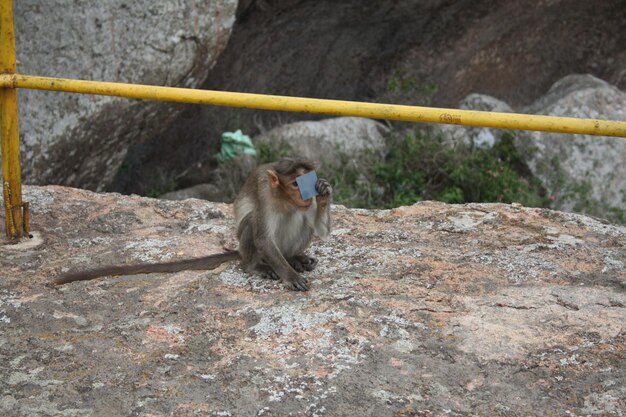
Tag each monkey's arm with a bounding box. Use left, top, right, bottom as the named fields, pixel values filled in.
left=312, top=178, right=332, bottom=239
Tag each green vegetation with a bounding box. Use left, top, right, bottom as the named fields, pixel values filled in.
left=145, top=179, right=178, bottom=198
left=233, top=120, right=626, bottom=224
left=257, top=139, right=293, bottom=162
left=230, top=69, right=625, bottom=222
left=383, top=71, right=438, bottom=106
left=329, top=129, right=550, bottom=210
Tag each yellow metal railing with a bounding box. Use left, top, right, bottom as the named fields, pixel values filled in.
left=1, top=1, right=626, bottom=241
left=1, top=0, right=24, bottom=241
left=2, top=74, right=626, bottom=137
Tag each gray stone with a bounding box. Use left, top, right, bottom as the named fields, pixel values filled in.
left=160, top=183, right=225, bottom=202
left=13, top=0, right=237, bottom=191
left=435, top=93, right=514, bottom=148
left=254, top=117, right=388, bottom=169
left=516, top=74, right=626, bottom=216
left=435, top=75, right=626, bottom=221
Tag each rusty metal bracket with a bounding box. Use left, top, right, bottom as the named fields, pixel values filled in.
left=2, top=180, right=28, bottom=240
left=3, top=181, right=17, bottom=240
left=22, top=201, right=30, bottom=235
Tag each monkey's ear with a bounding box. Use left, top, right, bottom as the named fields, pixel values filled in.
left=266, top=170, right=280, bottom=189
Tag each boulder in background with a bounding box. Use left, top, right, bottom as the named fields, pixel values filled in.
left=435, top=94, right=514, bottom=148
left=14, top=0, right=237, bottom=191
left=254, top=117, right=388, bottom=170
left=515, top=74, right=626, bottom=217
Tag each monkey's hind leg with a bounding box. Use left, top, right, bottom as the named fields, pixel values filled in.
left=289, top=254, right=318, bottom=272
left=254, top=262, right=280, bottom=281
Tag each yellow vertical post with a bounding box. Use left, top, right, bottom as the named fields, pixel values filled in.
left=0, top=0, right=24, bottom=240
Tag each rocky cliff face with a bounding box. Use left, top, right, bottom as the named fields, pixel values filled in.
left=14, top=0, right=237, bottom=191
left=112, top=0, right=625, bottom=195
left=1, top=187, right=624, bottom=415
left=14, top=1, right=623, bottom=199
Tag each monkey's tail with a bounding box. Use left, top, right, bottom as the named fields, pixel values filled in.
left=54, top=250, right=240, bottom=285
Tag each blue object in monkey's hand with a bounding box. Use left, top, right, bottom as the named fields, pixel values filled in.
left=296, top=170, right=319, bottom=200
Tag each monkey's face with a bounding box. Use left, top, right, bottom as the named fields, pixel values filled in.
left=285, top=169, right=314, bottom=210
left=267, top=167, right=314, bottom=211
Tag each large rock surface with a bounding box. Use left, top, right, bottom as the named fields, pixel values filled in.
left=14, top=0, right=237, bottom=191
left=516, top=74, right=626, bottom=215
left=1, top=186, right=625, bottom=416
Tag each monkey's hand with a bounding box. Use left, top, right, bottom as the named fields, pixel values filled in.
left=315, top=178, right=332, bottom=205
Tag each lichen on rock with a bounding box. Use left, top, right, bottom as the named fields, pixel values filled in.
left=0, top=185, right=624, bottom=416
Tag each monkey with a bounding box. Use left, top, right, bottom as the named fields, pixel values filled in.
left=54, top=158, right=332, bottom=291
left=233, top=158, right=332, bottom=290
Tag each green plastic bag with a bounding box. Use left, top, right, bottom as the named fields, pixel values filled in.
left=216, top=130, right=257, bottom=162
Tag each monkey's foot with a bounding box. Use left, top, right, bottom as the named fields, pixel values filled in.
left=284, top=275, right=309, bottom=291
left=289, top=255, right=318, bottom=272
left=255, top=264, right=280, bottom=281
